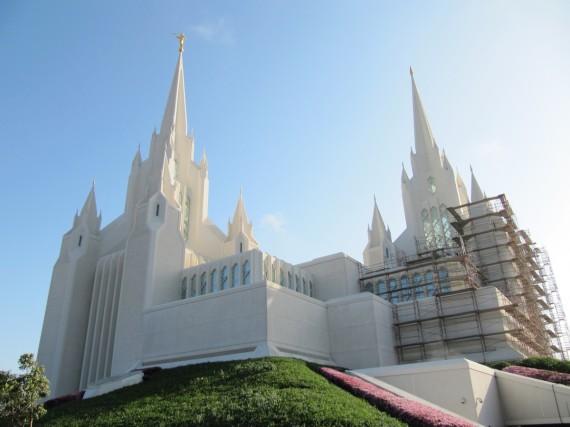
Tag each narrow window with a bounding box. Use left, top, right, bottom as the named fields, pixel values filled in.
left=431, top=206, right=443, bottom=248
left=240, top=242, right=243, bottom=253
left=78, top=235, right=83, bottom=246
left=181, top=277, right=187, bottom=299
left=385, top=248, right=389, bottom=259
left=243, top=260, right=251, bottom=285
left=288, top=272, right=293, bottom=289
left=309, top=281, right=314, bottom=297
left=190, top=275, right=197, bottom=297
left=302, top=278, right=307, bottom=294
left=221, top=266, right=228, bottom=290
left=377, top=280, right=387, bottom=299
left=401, top=275, right=411, bottom=301
left=440, top=204, right=452, bottom=243
left=200, top=272, right=207, bottom=295
left=295, top=275, right=300, bottom=292
left=183, top=196, right=190, bottom=240
left=232, top=263, right=239, bottom=287
left=413, top=273, right=424, bottom=299
left=439, top=268, right=451, bottom=293
left=272, top=265, right=276, bottom=283
left=426, top=271, right=435, bottom=296
left=155, top=204, right=160, bottom=217
left=422, top=209, right=434, bottom=249
left=211, top=269, right=218, bottom=293
left=280, top=269, right=285, bottom=286
left=390, top=278, right=399, bottom=303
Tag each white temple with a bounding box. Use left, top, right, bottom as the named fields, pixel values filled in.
left=38, top=41, right=567, bottom=399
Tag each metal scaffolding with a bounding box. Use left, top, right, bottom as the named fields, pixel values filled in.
left=358, top=193, right=570, bottom=363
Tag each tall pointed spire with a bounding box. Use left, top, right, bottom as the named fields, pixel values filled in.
left=224, top=190, right=259, bottom=255
left=470, top=166, right=485, bottom=202
left=410, top=70, right=438, bottom=158
left=79, top=183, right=100, bottom=234
left=369, top=198, right=390, bottom=247
left=160, top=38, right=188, bottom=138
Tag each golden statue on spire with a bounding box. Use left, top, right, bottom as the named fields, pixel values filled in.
left=174, top=33, right=186, bottom=52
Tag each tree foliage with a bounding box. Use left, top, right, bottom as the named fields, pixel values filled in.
left=0, top=353, right=50, bottom=427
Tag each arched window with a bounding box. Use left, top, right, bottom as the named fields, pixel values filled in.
left=243, top=260, right=251, bottom=285
left=390, top=278, right=399, bottom=303
left=302, top=278, right=307, bottom=295
left=232, top=263, right=239, bottom=287
left=280, top=269, right=285, bottom=286
left=211, top=269, right=218, bottom=293
left=221, top=266, right=229, bottom=290
left=413, top=273, right=423, bottom=299
left=401, top=275, right=411, bottom=301
left=288, top=272, right=293, bottom=289
left=377, top=280, right=387, bottom=297
left=200, top=272, right=207, bottom=295
left=426, top=270, right=435, bottom=296
left=295, top=275, right=300, bottom=292
left=183, top=196, right=191, bottom=240
left=309, top=281, right=314, bottom=297
left=190, top=275, right=197, bottom=297
left=440, top=204, right=452, bottom=242
left=181, top=277, right=187, bottom=299
left=364, top=282, right=374, bottom=293
left=439, top=267, right=451, bottom=293
left=422, top=209, right=435, bottom=249
left=431, top=206, right=443, bottom=248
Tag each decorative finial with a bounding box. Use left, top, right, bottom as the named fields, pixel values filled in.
left=174, top=33, right=186, bottom=52
left=409, top=66, right=414, bottom=77
left=92, top=177, right=96, bottom=187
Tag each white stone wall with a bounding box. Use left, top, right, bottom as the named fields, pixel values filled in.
left=298, top=253, right=361, bottom=301
left=327, top=292, right=396, bottom=368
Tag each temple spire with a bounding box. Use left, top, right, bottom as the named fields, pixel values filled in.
left=411, top=70, right=437, bottom=158
left=369, top=198, right=389, bottom=247
left=160, top=37, right=188, bottom=138
left=470, top=166, right=485, bottom=202
left=78, top=183, right=100, bottom=234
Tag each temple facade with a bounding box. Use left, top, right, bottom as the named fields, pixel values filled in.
left=38, top=43, right=566, bottom=398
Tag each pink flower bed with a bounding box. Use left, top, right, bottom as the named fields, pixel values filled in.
left=503, top=365, right=570, bottom=386
left=318, top=367, right=475, bottom=427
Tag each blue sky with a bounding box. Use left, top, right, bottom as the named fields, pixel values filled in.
left=1, top=1, right=569, bottom=372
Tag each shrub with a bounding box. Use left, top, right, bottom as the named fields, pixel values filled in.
left=516, top=356, right=570, bottom=374
left=44, top=390, right=85, bottom=409
left=484, top=361, right=512, bottom=370
left=318, top=367, right=475, bottom=427
left=503, top=365, right=570, bottom=385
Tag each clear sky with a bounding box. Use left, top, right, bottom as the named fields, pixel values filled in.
left=1, top=1, right=569, bottom=373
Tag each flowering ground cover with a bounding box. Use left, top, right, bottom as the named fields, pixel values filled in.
left=503, top=365, right=570, bottom=385
left=318, top=367, right=475, bottom=427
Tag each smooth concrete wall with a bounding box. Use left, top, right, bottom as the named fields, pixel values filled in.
left=265, top=283, right=331, bottom=363
left=141, top=281, right=269, bottom=366
left=355, top=359, right=504, bottom=427
left=298, top=253, right=361, bottom=302
left=496, top=370, right=570, bottom=425
left=327, top=292, right=396, bottom=369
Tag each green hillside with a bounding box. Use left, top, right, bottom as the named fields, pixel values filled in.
left=38, top=357, right=405, bottom=426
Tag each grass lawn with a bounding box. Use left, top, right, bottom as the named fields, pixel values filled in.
left=38, top=357, right=405, bottom=426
